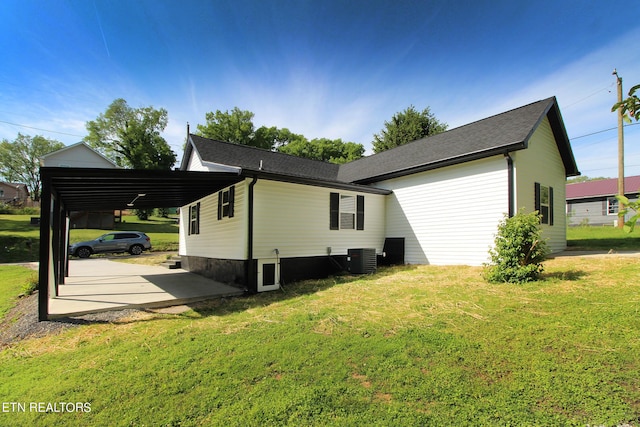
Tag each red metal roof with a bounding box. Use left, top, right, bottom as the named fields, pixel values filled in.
left=566, top=175, right=640, bottom=199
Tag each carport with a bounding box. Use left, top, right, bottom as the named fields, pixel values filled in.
left=39, top=167, right=245, bottom=321
left=48, top=258, right=244, bottom=319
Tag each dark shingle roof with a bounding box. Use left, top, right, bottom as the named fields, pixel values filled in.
left=338, top=97, right=579, bottom=183
left=188, top=134, right=341, bottom=181
left=183, top=97, right=579, bottom=187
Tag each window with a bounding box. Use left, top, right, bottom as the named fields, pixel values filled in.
left=607, top=197, right=619, bottom=215
left=330, top=192, right=364, bottom=230
left=189, top=202, right=200, bottom=235
left=340, top=195, right=355, bottom=229
left=218, top=186, right=235, bottom=220
left=534, top=182, right=554, bottom=225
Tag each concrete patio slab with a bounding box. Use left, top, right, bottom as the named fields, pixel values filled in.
left=48, top=258, right=245, bottom=319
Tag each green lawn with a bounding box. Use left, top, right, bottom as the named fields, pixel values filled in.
left=0, top=214, right=179, bottom=262
left=1, top=256, right=639, bottom=426
left=566, top=225, right=640, bottom=251
left=0, top=265, right=36, bottom=320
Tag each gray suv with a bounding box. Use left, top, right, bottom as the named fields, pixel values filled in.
left=69, top=231, right=152, bottom=258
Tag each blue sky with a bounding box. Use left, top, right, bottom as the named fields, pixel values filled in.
left=2, top=0, right=640, bottom=177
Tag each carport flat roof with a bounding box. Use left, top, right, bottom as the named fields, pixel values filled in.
left=49, top=259, right=245, bottom=319
left=40, top=167, right=245, bottom=211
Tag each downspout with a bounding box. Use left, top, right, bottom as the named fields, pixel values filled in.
left=247, top=175, right=258, bottom=292
left=504, top=153, right=514, bottom=217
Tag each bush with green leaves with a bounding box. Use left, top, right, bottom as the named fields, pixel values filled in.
left=484, top=211, right=549, bottom=284
left=133, top=208, right=154, bottom=221
left=616, top=195, right=640, bottom=233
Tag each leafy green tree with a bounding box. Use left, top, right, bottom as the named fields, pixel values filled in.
left=84, top=98, right=176, bottom=170
left=616, top=195, right=640, bottom=233
left=612, top=83, right=640, bottom=122
left=195, top=107, right=365, bottom=163
left=0, top=133, right=64, bottom=201
left=278, top=138, right=364, bottom=164
left=196, top=107, right=256, bottom=146
left=483, top=211, right=549, bottom=284
left=372, top=105, right=447, bottom=153
left=254, top=126, right=306, bottom=150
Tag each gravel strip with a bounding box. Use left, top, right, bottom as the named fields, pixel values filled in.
left=0, top=291, right=143, bottom=349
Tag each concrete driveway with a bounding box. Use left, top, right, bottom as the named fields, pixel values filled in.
left=48, top=258, right=244, bottom=319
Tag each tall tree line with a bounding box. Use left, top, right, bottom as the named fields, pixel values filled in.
left=0, top=98, right=446, bottom=204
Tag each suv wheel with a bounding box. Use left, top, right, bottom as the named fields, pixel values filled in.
left=129, top=244, right=143, bottom=255
left=76, top=247, right=92, bottom=258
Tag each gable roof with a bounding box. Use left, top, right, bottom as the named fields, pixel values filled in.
left=186, top=134, right=340, bottom=181
left=183, top=135, right=390, bottom=195
left=566, top=175, right=640, bottom=200
left=338, top=97, right=579, bottom=183
left=184, top=97, right=579, bottom=188
left=40, top=142, right=118, bottom=168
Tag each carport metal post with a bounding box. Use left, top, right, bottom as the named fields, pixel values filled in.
left=53, top=198, right=68, bottom=289
left=38, top=176, right=52, bottom=321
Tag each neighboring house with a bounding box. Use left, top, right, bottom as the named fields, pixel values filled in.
left=566, top=176, right=640, bottom=226
left=40, top=142, right=118, bottom=169
left=40, top=142, right=120, bottom=228
left=179, top=97, right=580, bottom=292
left=0, top=182, right=29, bottom=205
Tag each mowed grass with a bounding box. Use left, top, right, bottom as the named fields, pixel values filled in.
left=567, top=225, right=640, bottom=251
left=0, top=214, right=179, bottom=262
left=0, top=265, right=36, bottom=320
left=1, top=256, right=640, bottom=426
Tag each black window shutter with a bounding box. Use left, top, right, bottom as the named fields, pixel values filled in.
left=356, top=195, right=365, bottom=230
left=549, top=187, right=554, bottom=226
left=188, top=205, right=192, bottom=235
left=218, top=191, right=223, bottom=220
left=229, top=186, right=235, bottom=218
left=196, top=202, right=200, bottom=234
left=534, top=182, right=541, bottom=214
left=330, top=192, right=339, bottom=230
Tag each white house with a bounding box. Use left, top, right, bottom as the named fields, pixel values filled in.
left=40, top=142, right=118, bottom=169
left=40, top=142, right=120, bottom=228
left=178, top=97, right=580, bottom=292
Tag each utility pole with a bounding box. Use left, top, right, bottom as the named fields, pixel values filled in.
left=613, top=69, right=625, bottom=228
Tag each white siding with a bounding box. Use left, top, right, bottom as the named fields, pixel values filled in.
left=185, top=148, right=241, bottom=173
left=185, top=149, right=209, bottom=172
left=252, top=180, right=386, bottom=260
left=41, top=144, right=116, bottom=168
left=513, top=117, right=567, bottom=253
left=179, top=181, right=247, bottom=259
left=377, top=156, right=509, bottom=266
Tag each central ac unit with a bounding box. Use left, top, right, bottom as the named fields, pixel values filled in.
left=348, top=248, right=376, bottom=274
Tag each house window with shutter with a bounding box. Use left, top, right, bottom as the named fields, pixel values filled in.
left=218, top=186, right=235, bottom=220
left=189, top=202, right=200, bottom=235
left=330, top=192, right=364, bottom=230
left=534, top=182, right=554, bottom=225
left=607, top=197, right=619, bottom=215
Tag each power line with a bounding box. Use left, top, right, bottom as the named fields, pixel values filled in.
left=563, top=83, right=614, bottom=109
left=0, top=118, right=184, bottom=150
left=0, top=119, right=85, bottom=138
left=571, top=122, right=639, bottom=140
